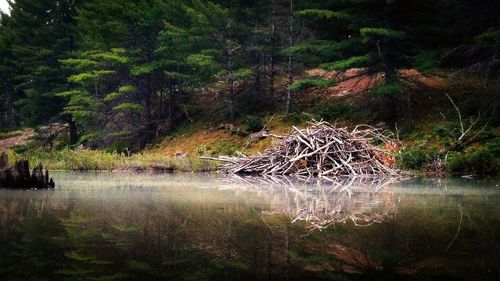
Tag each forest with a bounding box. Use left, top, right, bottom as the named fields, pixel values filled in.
left=1, top=2, right=500, bottom=280
left=0, top=0, right=499, bottom=175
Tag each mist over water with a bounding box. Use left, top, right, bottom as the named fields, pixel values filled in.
left=0, top=172, right=499, bottom=281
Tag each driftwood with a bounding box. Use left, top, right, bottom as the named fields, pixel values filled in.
left=0, top=152, right=55, bottom=189
left=204, top=120, right=400, bottom=180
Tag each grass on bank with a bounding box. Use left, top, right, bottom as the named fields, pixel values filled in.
left=4, top=92, right=499, bottom=176
left=7, top=149, right=218, bottom=172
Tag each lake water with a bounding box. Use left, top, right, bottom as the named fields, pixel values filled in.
left=0, top=172, right=498, bottom=281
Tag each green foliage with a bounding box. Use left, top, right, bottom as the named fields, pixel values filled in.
left=55, top=90, right=84, bottom=98
left=68, top=73, right=99, bottom=84
left=112, top=103, right=143, bottom=113
left=245, top=116, right=263, bottom=132
left=118, top=85, right=137, bottom=94
left=370, top=82, right=402, bottom=95
left=474, top=30, right=500, bottom=43
left=103, top=139, right=131, bottom=153
left=285, top=39, right=358, bottom=63
left=312, top=102, right=350, bottom=121
left=233, top=68, right=253, bottom=80
left=447, top=138, right=500, bottom=175
left=289, top=79, right=336, bottom=92
left=486, top=137, right=500, bottom=157
left=413, top=50, right=441, bottom=73
left=432, top=124, right=454, bottom=146
left=320, top=54, right=373, bottom=71
left=186, top=54, right=218, bottom=73
left=360, top=28, right=407, bottom=42
left=0, top=0, right=499, bottom=175
left=448, top=147, right=499, bottom=175
left=12, top=149, right=218, bottom=172
left=212, top=140, right=237, bottom=156
left=103, top=92, right=122, bottom=102
left=0, top=0, right=80, bottom=126
left=398, top=148, right=432, bottom=170
left=89, top=48, right=129, bottom=64
left=295, top=9, right=350, bottom=21
left=195, top=144, right=212, bottom=156
left=288, top=112, right=315, bottom=124
left=79, top=133, right=99, bottom=144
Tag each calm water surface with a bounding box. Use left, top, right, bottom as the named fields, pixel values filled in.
left=0, top=172, right=498, bottom=281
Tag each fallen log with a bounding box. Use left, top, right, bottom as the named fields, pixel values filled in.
left=0, top=152, right=55, bottom=189
left=204, top=120, right=401, bottom=179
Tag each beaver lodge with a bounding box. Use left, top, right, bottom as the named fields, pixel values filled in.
left=205, top=121, right=400, bottom=180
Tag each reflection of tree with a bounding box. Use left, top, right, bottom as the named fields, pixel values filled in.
left=224, top=175, right=399, bottom=230
left=0, top=191, right=67, bottom=281
left=0, top=174, right=498, bottom=281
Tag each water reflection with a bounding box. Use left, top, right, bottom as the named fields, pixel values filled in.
left=0, top=172, right=498, bottom=281
left=223, top=175, right=400, bottom=230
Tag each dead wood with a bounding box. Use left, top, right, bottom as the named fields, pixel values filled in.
left=205, top=120, right=400, bottom=179
left=0, top=152, right=55, bottom=189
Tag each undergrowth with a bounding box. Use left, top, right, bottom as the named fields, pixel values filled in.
left=8, top=149, right=218, bottom=172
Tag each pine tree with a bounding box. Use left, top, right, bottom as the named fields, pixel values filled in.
left=290, top=0, right=468, bottom=123
left=0, top=11, right=17, bottom=128
left=159, top=0, right=252, bottom=121
left=1, top=0, right=80, bottom=126
left=59, top=48, right=142, bottom=148
left=156, top=0, right=216, bottom=130
left=64, top=0, right=171, bottom=147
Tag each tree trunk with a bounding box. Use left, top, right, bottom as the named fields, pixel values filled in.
left=146, top=77, right=153, bottom=139
left=269, top=1, right=276, bottom=107
left=269, top=55, right=276, bottom=107
left=254, top=59, right=262, bottom=99
left=227, top=51, right=236, bottom=121
left=68, top=116, right=78, bottom=145
left=0, top=152, right=7, bottom=169
left=159, top=77, right=164, bottom=120
left=285, top=56, right=293, bottom=116
left=168, top=78, right=176, bottom=131
left=381, top=5, right=398, bottom=125
left=285, top=0, right=294, bottom=116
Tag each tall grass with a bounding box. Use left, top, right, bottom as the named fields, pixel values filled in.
left=10, top=149, right=218, bottom=172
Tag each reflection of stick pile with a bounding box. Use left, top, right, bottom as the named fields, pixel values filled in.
left=210, top=121, right=399, bottom=179
left=226, top=176, right=399, bottom=231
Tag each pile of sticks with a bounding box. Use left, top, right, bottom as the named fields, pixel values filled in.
left=208, top=121, right=400, bottom=179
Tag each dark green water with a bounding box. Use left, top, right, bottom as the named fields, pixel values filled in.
left=0, top=172, right=498, bottom=281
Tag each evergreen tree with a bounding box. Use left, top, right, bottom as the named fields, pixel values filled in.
left=289, top=0, right=453, bottom=122
left=0, top=11, right=16, bottom=128
left=156, top=0, right=215, bottom=130
left=0, top=0, right=499, bottom=148
left=4, top=0, right=79, bottom=126
left=63, top=0, right=170, bottom=147
left=159, top=0, right=252, bottom=121
left=59, top=48, right=142, bottom=148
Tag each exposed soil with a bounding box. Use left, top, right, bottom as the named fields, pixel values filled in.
left=0, top=129, right=33, bottom=151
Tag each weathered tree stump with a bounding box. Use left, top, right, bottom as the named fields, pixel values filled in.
left=0, top=152, right=55, bottom=189
left=0, top=152, right=7, bottom=169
